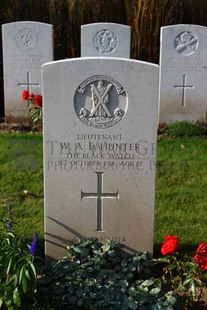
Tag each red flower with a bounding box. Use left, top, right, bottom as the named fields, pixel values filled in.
left=34, top=95, right=42, bottom=107
left=22, top=90, right=29, bottom=101
left=29, top=93, right=35, bottom=100
left=161, top=235, right=179, bottom=255
left=194, top=242, right=207, bottom=270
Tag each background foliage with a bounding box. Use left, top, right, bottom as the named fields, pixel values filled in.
left=0, top=0, right=207, bottom=115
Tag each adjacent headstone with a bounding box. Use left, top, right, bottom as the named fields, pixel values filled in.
left=81, top=23, right=131, bottom=58
left=42, top=57, right=158, bottom=261
left=2, top=21, right=53, bottom=122
left=159, top=24, right=207, bottom=123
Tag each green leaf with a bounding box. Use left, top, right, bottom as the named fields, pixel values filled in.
left=127, top=263, right=136, bottom=272
left=194, top=278, right=203, bottom=287
left=183, top=277, right=192, bottom=286
left=73, top=246, right=82, bottom=253
left=18, top=265, right=24, bottom=286
left=126, top=300, right=138, bottom=309
left=25, top=269, right=30, bottom=280
left=150, top=287, right=161, bottom=295
left=102, top=244, right=110, bottom=252
left=28, top=260, right=37, bottom=278
left=21, top=273, right=28, bottom=293
left=190, top=282, right=196, bottom=295
left=140, top=279, right=155, bottom=288
left=93, top=249, right=102, bottom=255
left=6, top=257, right=13, bottom=275
left=119, top=280, right=128, bottom=288
left=141, top=253, right=147, bottom=260
left=121, top=259, right=127, bottom=267
left=128, top=289, right=137, bottom=297
left=13, top=288, right=21, bottom=306
left=87, top=267, right=93, bottom=272
left=152, top=257, right=170, bottom=264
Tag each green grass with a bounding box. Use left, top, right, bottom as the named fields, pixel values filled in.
left=154, top=136, right=207, bottom=254
left=0, top=133, right=207, bottom=257
left=0, top=133, right=44, bottom=241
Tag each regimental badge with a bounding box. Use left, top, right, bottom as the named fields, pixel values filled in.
left=174, top=31, right=198, bottom=56
left=93, top=29, right=118, bottom=54
left=74, top=75, right=128, bottom=129
left=15, top=27, right=39, bottom=52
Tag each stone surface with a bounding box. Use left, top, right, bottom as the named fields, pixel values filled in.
left=2, top=21, right=53, bottom=122
left=159, top=24, right=207, bottom=123
left=81, top=23, right=131, bottom=58
left=42, top=57, right=158, bottom=261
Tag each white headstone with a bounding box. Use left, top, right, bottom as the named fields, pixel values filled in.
left=159, top=24, right=207, bottom=123
left=42, top=57, right=158, bottom=261
left=2, top=21, right=53, bottom=122
left=81, top=23, right=131, bottom=58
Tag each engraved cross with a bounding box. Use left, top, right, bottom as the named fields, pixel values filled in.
left=18, top=71, right=40, bottom=106
left=81, top=172, right=119, bottom=231
left=174, top=74, right=194, bottom=107
left=90, top=84, right=112, bottom=117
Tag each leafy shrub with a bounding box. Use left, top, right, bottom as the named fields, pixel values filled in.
left=0, top=203, right=40, bottom=309
left=153, top=235, right=207, bottom=309
left=2, top=203, right=206, bottom=309
left=165, top=121, right=207, bottom=137
left=38, top=238, right=177, bottom=309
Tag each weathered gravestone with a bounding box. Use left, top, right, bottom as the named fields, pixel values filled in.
left=42, top=57, right=158, bottom=261
left=2, top=21, right=53, bottom=122
left=159, top=24, right=207, bottom=123
left=81, top=23, right=131, bottom=58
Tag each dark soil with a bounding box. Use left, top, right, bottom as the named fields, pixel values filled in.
left=0, top=117, right=42, bottom=133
